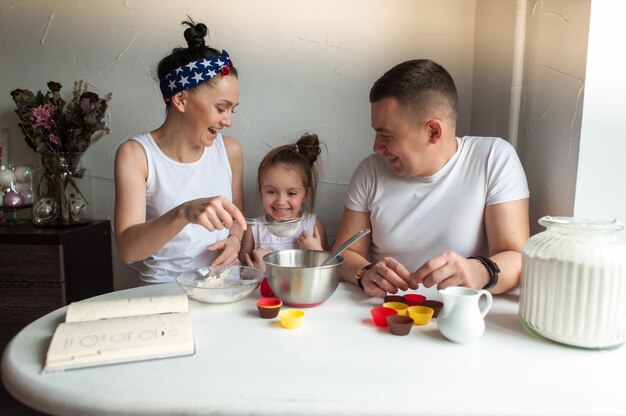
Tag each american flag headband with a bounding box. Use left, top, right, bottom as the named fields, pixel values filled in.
left=159, top=50, right=233, bottom=103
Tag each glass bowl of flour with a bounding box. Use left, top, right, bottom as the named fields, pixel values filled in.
left=176, top=265, right=264, bottom=304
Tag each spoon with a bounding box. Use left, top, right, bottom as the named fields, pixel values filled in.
left=320, top=228, right=371, bottom=267
left=245, top=217, right=302, bottom=237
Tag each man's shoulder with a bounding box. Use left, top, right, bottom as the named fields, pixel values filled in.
left=353, top=153, right=393, bottom=179
left=458, top=136, right=517, bottom=160
left=459, top=136, right=514, bottom=151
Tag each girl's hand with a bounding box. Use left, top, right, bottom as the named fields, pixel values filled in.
left=298, top=226, right=323, bottom=251
left=243, top=248, right=269, bottom=271
left=182, top=196, right=247, bottom=231
left=208, top=235, right=241, bottom=266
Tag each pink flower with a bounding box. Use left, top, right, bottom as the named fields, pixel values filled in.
left=48, top=133, right=61, bottom=145
left=31, top=104, right=57, bottom=130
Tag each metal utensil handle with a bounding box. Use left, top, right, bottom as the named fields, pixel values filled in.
left=321, top=228, right=371, bottom=266
left=245, top=218, right=301, bottom=226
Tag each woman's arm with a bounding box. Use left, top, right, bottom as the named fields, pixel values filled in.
left=114, top=140, right=189, bottom=263
left=315, top=217, right=330, bottom=251
left=208, top=135, right=246, bottom=266
left=223, top=135, right=245, bottom=241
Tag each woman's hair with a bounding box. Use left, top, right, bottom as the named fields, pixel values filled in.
left=156, top=18, right=238, bottom=94
left=369, top=59, right=458, bottom=124
left=257, top=133, right=322, bottom=210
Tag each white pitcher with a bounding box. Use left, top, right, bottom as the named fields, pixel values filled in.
left=438, top=286, right=493, bottom=343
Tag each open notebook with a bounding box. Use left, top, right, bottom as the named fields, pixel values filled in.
left=44, top=294, right=195, bottom=372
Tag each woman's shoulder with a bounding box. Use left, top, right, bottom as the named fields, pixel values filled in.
left=116, top=137, right=147, bottom=160
left=222, top=134, right=242, bottom=152
left=221, top=134, right=243, bottom=161
left=115, top=135, right=149, bottom=177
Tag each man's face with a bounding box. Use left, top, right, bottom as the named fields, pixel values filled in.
left=371, top=97, right=431, bottom=177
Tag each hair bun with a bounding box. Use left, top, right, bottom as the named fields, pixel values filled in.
left=296, top=133, right=321, bottom=165
left=182, top=20, right=208, bottom=49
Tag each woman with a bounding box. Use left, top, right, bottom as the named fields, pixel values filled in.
left=114, top=19, right=247, bottom=284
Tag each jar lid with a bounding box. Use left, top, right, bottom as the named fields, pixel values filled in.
left=539, top=216, right=624, bottom=232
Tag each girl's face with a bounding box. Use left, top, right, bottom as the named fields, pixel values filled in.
left=260, top=164, right=307, bottom=221
left=181, top=75, right=240, bottom=147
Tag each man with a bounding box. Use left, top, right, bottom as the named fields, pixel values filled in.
left=334, top=59, right=529, bottom=298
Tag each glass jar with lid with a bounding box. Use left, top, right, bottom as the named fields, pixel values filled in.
left=519, top=216, right=626, bottom=349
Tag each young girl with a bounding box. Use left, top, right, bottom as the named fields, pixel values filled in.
left=241, top=133, right=330, bottom=271
left=114, top=19, right=247, bottom=284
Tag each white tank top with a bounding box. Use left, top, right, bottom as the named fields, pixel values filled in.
left=131, top=132, right=233, bottom=283
left=252, top=212, right=317, bottom=251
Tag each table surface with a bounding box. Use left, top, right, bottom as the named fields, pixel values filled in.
left=2, top=283, right=625, bottom=416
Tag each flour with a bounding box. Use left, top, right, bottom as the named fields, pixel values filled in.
left=197, top=277, right=245, bottom=289
left=179, top=266, right=262, bottom=303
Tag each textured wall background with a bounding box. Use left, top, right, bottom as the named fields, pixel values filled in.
left=1, top=0, right=601, bottom=289
left=0, top=0, right=478, bottom=288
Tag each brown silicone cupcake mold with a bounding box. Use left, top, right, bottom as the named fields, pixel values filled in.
left=419, top=300, right=443, bottom=318
left=386, top=315, right=414, bottom=336
left=256, top=297, right=283, bottom=319
left=384, top=295, right=406, bottom=304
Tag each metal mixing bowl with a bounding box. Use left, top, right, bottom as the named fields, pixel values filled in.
left=263, top=249, right=344, bottom=307
left=176, top=265, right=264, bottom=304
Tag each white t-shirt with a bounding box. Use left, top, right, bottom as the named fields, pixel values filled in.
left=130, top=132, right=233, bottom=284
left=252, top=212, right=317, bottom=252
left=345, top=135, right=529, bottom=281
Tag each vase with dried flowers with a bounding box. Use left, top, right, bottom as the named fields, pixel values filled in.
left=10, top=81, right=111, bottom=226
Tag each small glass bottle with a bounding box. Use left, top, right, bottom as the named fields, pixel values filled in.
left=519, top=216, right=626, bottom=349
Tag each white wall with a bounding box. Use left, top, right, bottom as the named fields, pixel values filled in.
left=575, top=1, right=626, bottom=237
left=516, top=0, right=591, bottom=235
left=472, top=0, right=515, bottom=139
left=0, top=0, right=477, bottom=289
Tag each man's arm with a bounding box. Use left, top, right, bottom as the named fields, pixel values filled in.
left=334, top=207, right=373, bottom=286
left=334, top=207, right=410, bottom=297
left=482, top=198, right=530, bottom=293
left=410, top=198, right=529, bottom=294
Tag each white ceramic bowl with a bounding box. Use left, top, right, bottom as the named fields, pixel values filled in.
left=176, top=265, right=264, bottom=304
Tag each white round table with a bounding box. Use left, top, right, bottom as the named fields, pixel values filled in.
left=2, top=283, right=625, bottom=415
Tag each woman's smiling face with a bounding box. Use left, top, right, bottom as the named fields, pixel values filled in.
left=260, top=164, right=307, bottom=221
left=182, top=75, right=240, bottom=147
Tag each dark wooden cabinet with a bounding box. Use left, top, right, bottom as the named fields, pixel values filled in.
left=0, top=220, right=113, bottom=351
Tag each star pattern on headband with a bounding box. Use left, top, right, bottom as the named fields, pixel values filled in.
left=159, top=50, right=232, bottom=100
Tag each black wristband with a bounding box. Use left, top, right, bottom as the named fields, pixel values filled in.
left=356, top=276, right=365, bottom=291
left=467, top=256, right=500, bottom=290
left=355, top=263, right=374, bottom=291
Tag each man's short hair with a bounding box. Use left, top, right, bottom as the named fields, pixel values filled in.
left=369, top=59, right=458, bottom=123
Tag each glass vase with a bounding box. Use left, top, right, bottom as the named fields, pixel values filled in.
left=31, top=153, right=92, bottom=226
left=519, top=216, right=626, bottom=349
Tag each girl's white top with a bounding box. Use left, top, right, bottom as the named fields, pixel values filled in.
left=252, top=212, right=317, bottom=251
left=130, top=132, right=232, bottom=284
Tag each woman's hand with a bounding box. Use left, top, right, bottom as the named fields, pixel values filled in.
left=243, top=248, right=269, bottom=271
left=360, top=257, right=411, bottom=298
left=407, top=251, right=489, bottom=290
left=208, top=234, right=241, bottom=266
left=297, top=226, right=323, bottom=251
left=181, top=196, right=247, bottom=231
